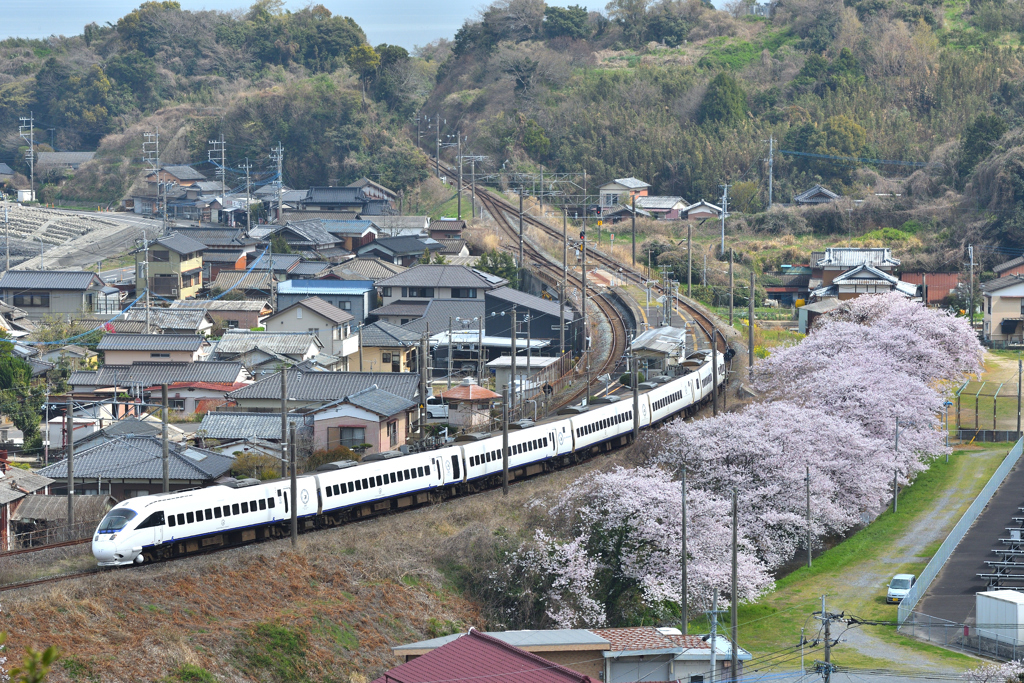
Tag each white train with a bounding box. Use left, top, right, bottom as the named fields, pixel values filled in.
left=92, top=350, right=725, bottom=566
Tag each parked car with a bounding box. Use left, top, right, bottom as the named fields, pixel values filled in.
left=426, top=396, right=449, bottom=419
left=886, top=573, right=916, bottom=604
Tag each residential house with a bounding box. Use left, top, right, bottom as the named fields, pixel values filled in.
left=97, top=334, right=210, bottom=364
left=147, top=380, right=248, bottom=415
left=436, top=239, right=470, bottom=257
left=203, top=249, right=247, bottom=281
left=428, top=218, right=466, bottom=239
left=356, top=236, right=444, bottom=266
left=39, top=344, right=98, bottom=369
left=289, top=261, right=333, bottom=279
left=250, top=221, right=344, bottom=255
left=135, top=232, right=205, bottom=300
left=486, top=286, right=580, bottom=354
left=900, top=272, right=962, bottom=306
left=0, top=270, right=118, bottom=320
left=983, top=274, right=1024, bottom=343
left=320, top=220, right=378, bottom=251
left=144, top=165, right=207, bottom=189
left=682, top=200, right=723, bottom=221
left=0, top=162, right=14, bottom=180
left=8, top=495, right=115, bottom=548
left=798, top=298, right=842, bottom=334
left=635, top=195, right=686, bottom=219
left=391, top=627, right=751, bottom=683
left=71, top=417, right=186, bottom=450
left=227, top=369, right=419, bottom=412
left=326, top=257, right=406, bottom=282
left=794, top=184, right=840, bottom=205
left=173, top=227, right=258, bottom=250
left=375, top=265, right=507, bottom=310
left=372, top=300, right=432, bottom=326
left=996, top=256, right=1024, bottom=279
left=35, top=151, right=95, bottom=172
left=276, top=280, right=375, bottom=324
left=808, top=247, right=912, bottom=301
left=122, top=307, right=215, bottom=336
left=346, top=177, right=399, bottom=203
left=400, top=299, right=486, bottom=335
left=38, top=437, right=234, bottom=499
left=263, top=297, right=357, bottom=365
left=762, top=266, right=812, bottom=307
left=0, top=462, right=53, bottom=551
left=810, top=265, right=918, bottom=301
left=358, top=321, right=420, bottom=372
left=210, top=270, right=274, bottom=300
left=210, top=330, right=324, bottom=373
left=372, top=215, right=430, bottom=237
left=297, top=180, right=397, bottom=216
left=170, top=299, right=273, bottom=330
left=598, top=177, right=650, bottom=209
left=310, top=385, right=417, bottom=454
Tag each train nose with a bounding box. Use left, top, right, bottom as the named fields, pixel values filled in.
left=92, top=536, right=117, bottom=564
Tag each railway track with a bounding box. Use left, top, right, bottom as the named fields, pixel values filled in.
left=0, top=538, right=90, bottom=558
left=441, top=164, right=727, bottom=353
left=0, top=568, right=104, bottom=593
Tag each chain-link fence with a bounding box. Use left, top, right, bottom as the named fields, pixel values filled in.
left=5, top=520, right=96, bottom=550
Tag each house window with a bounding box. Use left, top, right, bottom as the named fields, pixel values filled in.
left=13, top=292, right=49, bottom=308
left=382, top=352, right=391, bottom=364
left=381, top=287, right=392, bottom=297
left=403, top=287, right=434, bottom=298
left=986, top=296, right=991, bottom=314
left=226, top=320, right=239, bottom=328
left=451, top=288, right=477, bottom=298
left=296, top=308, right=303, bottom=319
left=1020, top=298, right=1024, bottom=316
left=170, top=399, right=186, bottom=410
left=341, top=301, right=351, bottom=310
left=151, top=250, right=170, bottom=262
left=327, top=427, right=366, bottom=449
left=388, top=421, right=398, bottom=447
left=309, top=328, right=320, bottom=337
left=151, top=352, right=170, bottom=358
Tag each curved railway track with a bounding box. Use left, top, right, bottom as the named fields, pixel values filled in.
left=0, top=538, right=89, bottom=558
left=440, top=164, right=728, bottom=354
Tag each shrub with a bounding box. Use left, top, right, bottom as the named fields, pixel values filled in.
left=233, top=623, right=307, bottom=683
left=304, top=445, right=358, bottom=472
left=620, top=372, right=646, bottom=386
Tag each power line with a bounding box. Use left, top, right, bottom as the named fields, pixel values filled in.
left=779, top=149, right=930, bottom=167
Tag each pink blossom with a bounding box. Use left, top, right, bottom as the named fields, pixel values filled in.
left=963, top=659, right=1024, bottom=683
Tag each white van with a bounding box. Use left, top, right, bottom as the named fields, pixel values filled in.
left=886, top=574, right=916, bottom=604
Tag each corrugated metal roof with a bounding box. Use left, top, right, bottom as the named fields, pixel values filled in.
left=395, top=629, right=609, bottom=652
left=635, top=195, right=685, bottom=210
left=212, top=270, right=273, bottom=292
left=154, top=232, right=207, bottom=255
left=97, top=334, right=207, bottom=352
left=487, top=287, right=574, bottom=320
left=160, top=165, right=207, bottom=181
left=69, top=361, right=246, bottom=388
left=401, top=299, right=486, bottom=334
left=229, top=370, right=419, bottom=402
left=171, top=299, right=271, bottom=312
left=606, top=177, right=650, bottom=189
left=213, top=330, right=321, bottom=357
left=360, top=321, right=421, bottom=347
left=630, top=326, right=687, bottom=355
left=11, top=495, right=115, bottom=522
left=343, top=386, right=416, bottom=416
left=815, top=248, right=899, bottom=268
left=38, top=437, right=234, bottom=481
left=378, top=265, right=506, bottom=289
left=277, top=279, right=373, bottom=296
left=123, top=307, right=211, bottom=331
left=199, top=412, right=285, bottom=440
left=270, top=297, right=353, bottom=325
left=0, top=270, right=103, bottom=290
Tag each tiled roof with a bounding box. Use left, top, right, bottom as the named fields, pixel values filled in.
left=995, top=256, right=1024, bottom=274
left=199, top=412, right=286, bottom=440
left=370, top=300, right=430, bottom=317
left=203, top=249, right=246, bottom=263
left=344, top=177, right=398, bottom=199
left=36, top=151, right=96, bottom=166
left=97, top=334, right=206, bottom=352
left=0, top=163, right=13, bottom=175
left=982, top=274, right=1024, bottom=293
left=0, top=270, right=102, bottom=290
left=401, top=299, right=486, bottom=334
left=373, top=629, right=598, bottom=683
left=171, top=299, right=271, bottom=312
left=306, top=186, right=363, bottom=204
left=69, top=361, right=246, bottom=388
left=358, top=236, right=442, bottom=257
left=429, top=218, right=467, bottom=232
left=794, top=184, right=841, bottom=203
left=360, top=321, right=421, bottom=347
left=436, top=238, right=468, bottom=254
left=441, top=382, right=499, bottom=401
left=606, top=177, right=650, bottom=189
left=174, top=228, right=252, bottom=247
left=270, top=297, right=353, bottom=325
left=815, top=248, right=900, bottom=268
left=322, top=220, right=377, bottom=235
left=378, top=265, right=506, bottom=289
left=372, top=216, right=430, bottom=231
left=211, top=270, right=273, bottom=292
left=160, top=165, right=207, bottom=181
left=590, top=627, right=709, bottom=652
left=213, top=330, right=321, bottom=357
left=487, top=287, right=575, bottom=320
left=39, top=437, right=233, bottom=481
left=277, top=279, right=373, bottom=296
left=154, top=232, right=207, bottom=255
left=289, top=261, right=332, bottom=277
left=123, top=307, right=211, bottom=331
left=0, top=468, right=54, bottom=505
left=341, top=386, right=416, bottom=416
left=108, top=320, right=147, bottom=334
left=683, top=200, right=723, bottom=213
left=636, top=195, right=685, bottom=210
left=253, top=254, right=301, bottom=273
left=329, top=258, right=407, bottom=281
left=11, top=494, right=114, bottom=523
left=229, top=370, right=419, bottom=402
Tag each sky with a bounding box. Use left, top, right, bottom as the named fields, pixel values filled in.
left=2, top=0, right=607, bottom=51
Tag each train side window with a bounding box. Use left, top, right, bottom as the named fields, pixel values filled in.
left=268, top=498, right=275, bottom=509
left=333, top=484, right=339, bottom=495
left=362, top=478, right=369, bottom=488
left=186, top=511, right=195, bottom=524
left=259, top=499, right=267, bottom=511
left=177, top=513, right=185, bottom=525
left=397, top=470, right=404, bottom=481
left=168, top=515, right=176, bottom=527
left=355, top=479, right=362, bottom=491
left=250, top=500, right=257, bottom=511
left=232, top=504, right=240, bottom=515
left=241, top=502, right=249, bottom=513
left=390, top=472, right=397, bottom=483
left=376, top=475, right=383, bottom=487
left=214, top=507, right=222, bottom=518
left=404, top=469, right=410, bottom=479
left=326, top=487, right=333, bottom=498
left=205, top=508, right=212, bottom=519
left=418, top=466, right=424, bottom=477
left=137, top=511, right=165, bottom=529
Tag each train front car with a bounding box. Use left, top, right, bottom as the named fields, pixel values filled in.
left=92, top=500, right=151, bottom=566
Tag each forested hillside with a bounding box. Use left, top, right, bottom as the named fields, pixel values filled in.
left=1, top=0, right=1023, bottom=267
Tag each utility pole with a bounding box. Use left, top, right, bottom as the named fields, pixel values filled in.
left=681, top=467, right=688, bottom=635
left=447, top=316, right=454, bottom=390
left=5, top=203, right=9, bottom=271
left=358, top=324, right=364, bottom=371
left=766, top=136, right=774, bottom=209
left=208, top=134, right=226, bottom=197
left=290, top=422, right=298, bottom=547
left=519, top=190, right=524, bottom=271
left=806, top=465, right=813, bottom=567
left=748, top=273, right=755, bottom=369
left=142, top=232, right=151, bottom=333
left=631, top=195, right=636, bottom=268
left=632, top=345, right=640, bottom=440
left=271, top=142, right=284, bottom=225
left=561, top=209, right=567, bottom=356
left=502, top=385, right=510, bottom=495
left=241, top=158, right=252, bottom=234
left=729, top=248, right=734, bottom=326
left=510, top=305, right=518, bottom=418
left=19, top=112, right=34, bottom=201
left=65, top=398, right=74, bottom=529
left=687, top=223, right=692, bottom=298
left=1018, top=359, right=1021, bottom=437
left=969, top=245, right=975, bottom=330
left=708, top=592, right=719, bottom=683
left=477, top=316, right=485, bottom=383
left=820, top=595, right=834, bottom=683
left=435, top=115, right=441, bottom=178
left=43, top=386, right=48, bottom=465
left=731, top=487, right=739, bottom=678
left=162, top=384, right=170, bottom=493
left=711, top=329, right=719, bottom=417
left=419, top=331, right=428, bottom=445
left=893, top=418, right=900, bottom=513
left=457, top=131, right=462, bottom=219
left=719, top=184, right=730, bottom=257
left=280, top=370, right=288, bottom=478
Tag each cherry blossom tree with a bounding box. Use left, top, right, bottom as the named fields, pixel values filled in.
left=963, top=659, right=1024, bottom=683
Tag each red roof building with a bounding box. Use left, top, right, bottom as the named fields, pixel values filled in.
left=900, top=272, right=961, bottom=305
left=373, top=628, right=599, bottom=683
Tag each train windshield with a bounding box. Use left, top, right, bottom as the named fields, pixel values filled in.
left=97, top=509, right=138, bottom=532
